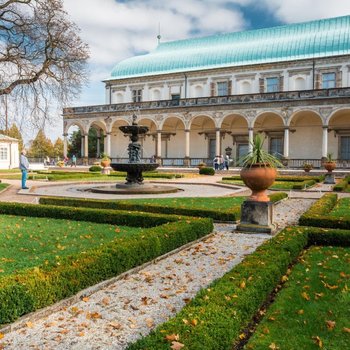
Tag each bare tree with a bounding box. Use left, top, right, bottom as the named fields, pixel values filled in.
left=0, top=0, right=89, bottom=128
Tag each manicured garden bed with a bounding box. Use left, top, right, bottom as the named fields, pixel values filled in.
left=0, top=202, right=213, bottom=325
left=39, top=193, right=287, bottom=222
left=0, top=183, right=9, bottom=191
left=126, top=226, right=350, bottom=350
left=245, top=245, right=350, bottom=350
left=221, top=174, right=321, bottom=190
left=299, top=194, right=350, bottom=229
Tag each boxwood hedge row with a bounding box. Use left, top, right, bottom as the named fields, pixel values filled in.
left=0, top=201, right=180, bottom=227
left=127, top=226, right=350, bottom=350
left=222, top=175, right=324, bottom=183
left=0, top=206, right=213, bottom=325
left=299, top=193, right=350, bottom=229
left=39, top=193, right=287, bottom=223
left=39, top=197, right=241, bottom=222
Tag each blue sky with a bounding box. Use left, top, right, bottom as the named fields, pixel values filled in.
left=46, top=0, right=350, bottom=139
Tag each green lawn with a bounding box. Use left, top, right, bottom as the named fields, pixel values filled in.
left=0, top=215, right=138, bottom=276
left=329, top=197, right=350, bottom=218
left=0, top=183, right=9, bottom=191
left=121, top=196, right=246, bottom=210
left=245, top=246, right=350, bottom=350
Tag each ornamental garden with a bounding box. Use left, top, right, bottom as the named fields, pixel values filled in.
left=0, top=169, right=349, bottom=349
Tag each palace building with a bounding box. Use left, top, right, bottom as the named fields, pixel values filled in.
left=63, top=15, right=350, bottom=168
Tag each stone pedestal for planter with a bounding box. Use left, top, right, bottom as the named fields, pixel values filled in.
left=324, top=172, right=335, bottom=184
left=236, top=200, right=275, bottom=234
left=101, top=167, right=111, bottom=175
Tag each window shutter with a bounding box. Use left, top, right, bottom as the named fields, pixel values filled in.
left=259, top=78, right=264, bottom=93
left=210, top=82, right=215, bottom=96
left=279, top=76, right=284, bottom=92
left=228, top=80, right=232, bottom=95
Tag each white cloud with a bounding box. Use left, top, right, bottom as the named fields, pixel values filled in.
left=261, top=0, right=350, bottom=23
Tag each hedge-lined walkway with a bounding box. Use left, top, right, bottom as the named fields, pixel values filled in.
left=1, top=198, right=314, bottom=350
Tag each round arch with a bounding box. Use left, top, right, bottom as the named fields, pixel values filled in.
left=160, top=116, right=186, bottom=159
left=220, top=113, right=249, bottom=162
left=138, top=117, right=158, bottom=159
left=327, top=108, right=350, bottom=160
left=288, top=110, right=323, bottom=159
left=189, top=114, right=216, bottom=159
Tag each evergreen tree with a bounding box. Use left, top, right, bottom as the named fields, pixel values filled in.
left=68, top=128, right=104, bottom=158
left=28, top=129, right=54, bottom=158
left=53, top=138, right=64, bottom=159
left=2, top=124, right=24, bottom=151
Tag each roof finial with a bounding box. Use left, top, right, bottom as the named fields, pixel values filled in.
left=157, top=22, right=161, bottom=44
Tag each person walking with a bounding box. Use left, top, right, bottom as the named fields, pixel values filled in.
left=19, top=149, right=30, bottom=189
left=71, top=154, right=77, bottom=167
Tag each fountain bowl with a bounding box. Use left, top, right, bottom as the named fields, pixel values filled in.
left=111, top=162, right=159, bottom=173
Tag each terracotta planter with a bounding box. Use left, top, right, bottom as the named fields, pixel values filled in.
left=240, top=164, right=277, bottom=202
left=101, top=159, right=111, bottom=168
left=324, top=161, right=336, bottom=172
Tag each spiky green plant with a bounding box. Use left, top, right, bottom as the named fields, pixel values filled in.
left=239, top=134, right=283, bottom=168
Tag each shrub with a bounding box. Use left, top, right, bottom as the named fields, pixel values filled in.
left=89, top=165, right=102, bottom=172
left=127, top=226, right=350, bottom=349
left=292, top=179, right=316, bottom=189
left=0, top=217, right=213, bottom=324
left=269, top=192, right=288, bottom=203
left=0, top=201, right=180, bottom=227
left=333, top=178, right=348, bottom=192
left=39, top=197, right=240, bottom=222
left=199, top=167, right=215, bottom=175
left=298, top=193, right=350, bottom=229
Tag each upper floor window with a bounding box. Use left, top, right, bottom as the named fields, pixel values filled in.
left=266, top=77, right=279, bottom=92
left=322, top=72, right=336, bottom=89
left=0, top=147, right=8, bottom=160
left=217, top=81, right=228, bottom=96
left=171, top=94, right=180, bottom=106
left=132, top=89, right=142, bottom=102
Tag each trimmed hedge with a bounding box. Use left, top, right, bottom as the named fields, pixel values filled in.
left=269, top=192, right=288, bottom=203
left=0, top=217, right=213, bottom=325
left=291, top=179, right=316, bottom=189
left=0, top=201, right=180, bottom=227
left=39, top=197, right=241, bottom=222
left=199, top=167, right=215, bottom=175
left=89, top=165, right=102, bottom=172
left=299, top=193, right=350, bottom=230
left=333, top=178, right=349, bottom=192
left=127, top=226, right=350, bottom=350
left=222, top=175, right=325, bottom=183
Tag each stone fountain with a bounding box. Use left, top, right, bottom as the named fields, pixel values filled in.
left=90, top=114, right=180, bottom=194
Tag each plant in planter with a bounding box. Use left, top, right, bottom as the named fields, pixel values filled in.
left=239, top=135, right=283, bottom=202
left=324, top=153, right=336, bottom=172
left=303, top=162, right=313, bottom=173
left=197, top=162, right=206, bottom=169
left=100, top=153, right=111, bottom=168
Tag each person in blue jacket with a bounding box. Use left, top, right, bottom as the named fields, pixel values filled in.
left=19, top=149, right=30, bottom=189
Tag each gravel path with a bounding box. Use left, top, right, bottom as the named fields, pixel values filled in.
left=1, top=198, right=314, bottom=350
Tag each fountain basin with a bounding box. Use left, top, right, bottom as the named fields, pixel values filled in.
left=90, top=183, right=181, bottom=195
left=111, top=162, right=159, bottom=173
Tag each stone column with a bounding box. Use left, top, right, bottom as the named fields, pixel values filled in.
left=105, top=132, right=111, bottom=157
left=184, top=129, right=190, bottom=167
left=80, top=135, right=84, bottom=157
left=84, top=133, right=89, bottom=161
left=215, top=128, right=221, bottom=156
left=63, top=133, right=68, bottom=158
left=157, top=130, right=162, bottom=159
left=322, top=126, right=328, bottom=158
left=283, top=128, right=289, bottom=158
left=248, top=127, right=254, bottom=153
left=96, top=130, right=101, bottom=157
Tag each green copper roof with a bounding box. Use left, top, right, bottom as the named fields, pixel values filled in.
left=110, top=15, right=350, bottom=80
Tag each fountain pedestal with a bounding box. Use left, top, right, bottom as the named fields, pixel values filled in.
left=90, top=114, right=180, bottom=195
